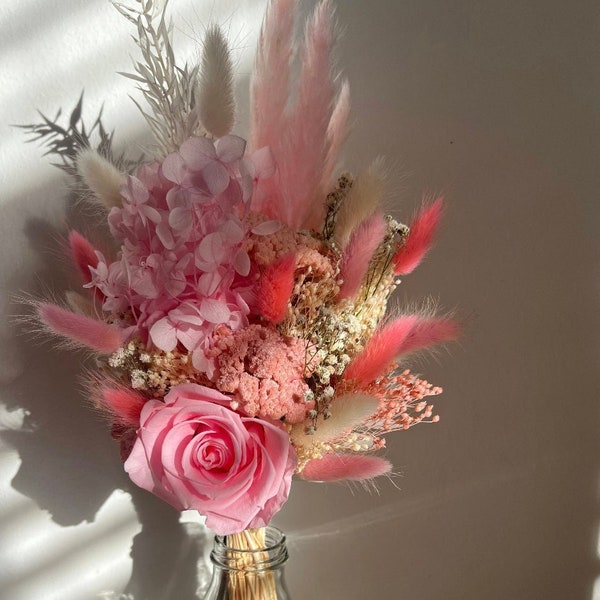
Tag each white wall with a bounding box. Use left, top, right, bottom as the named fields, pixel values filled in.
left=0, top=1, right=598, bottom=599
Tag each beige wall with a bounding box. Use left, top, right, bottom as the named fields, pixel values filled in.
left=0, top=1, right=597, bottom=599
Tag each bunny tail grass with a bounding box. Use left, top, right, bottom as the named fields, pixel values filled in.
left=257, top=253, right=296, bottom=324
left=338, top=211, right=387, bottom=300
left=334, top=160, right=385, bottom=250
left=393, top=198, right=443, bottom=275
left=291, top=392, right=379, bottom=446
left=197, top=25, right=235, bottom=138
left=300, top=454, right=392, bottom=482
left=76, top=148, right=124, bottom=209
left=37, top=302, right=124, bottom=354
left=68, top=230, right=99, bottom=285
left=342, top=316, right=418, bottom=386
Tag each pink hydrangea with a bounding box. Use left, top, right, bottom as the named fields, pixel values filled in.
left=209, top=325, right=313, bottom=423
left=86, top=135, right=264, bottom=369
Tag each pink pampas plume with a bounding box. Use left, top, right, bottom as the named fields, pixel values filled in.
left=393, top=198, right=443, bottom=275
left=68, top=230, right=99, bottom=285
left=37, top=302, right=124, bottom=354
left=342, top=316, right=417, bottom=386
left=320, top=79, right=351, bottom=195
left=300, top=454, right=392, bottom=482
left=253, top=0, right=335, bottom=231
left=257, top=253, right=296, bottom=324
left=338, top=211, right=386, bottom=300
left=250, top=0, right=295, bottom=154
left=399, top=316, right=460, bottom=356
left=279, top=0, right=337, bottom=230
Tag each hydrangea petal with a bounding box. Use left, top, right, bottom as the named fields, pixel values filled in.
left=179, top=136, right=217, bottom=169
left=202, top=161, right=230, bottom=196
left=161, top=152, right=187, bottom=185
left=251, top=220, right=282, bottom=236
left=200, top=298, right=231, bottom=323
left=215, top=135, right=247, bottom=163
left=150, top=317, right=178, bottom=351
left=234, top=249, right=251, bottom=276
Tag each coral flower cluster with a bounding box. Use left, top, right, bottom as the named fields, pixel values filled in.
left=29, top=0, right=458, bottom=536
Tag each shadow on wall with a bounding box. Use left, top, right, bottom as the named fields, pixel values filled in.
left=0, top=177, right=212, bottom=599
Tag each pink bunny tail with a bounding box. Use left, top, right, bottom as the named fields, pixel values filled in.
left=342, top=316, right=418, bottom=386
left=393, top=198, right=443, bottom=275
left=257, top=253, right=296, bottom=324
left=399, top=316, right=461, bottom=356
left=37, top=302, right=123, bottom=354
left=68, top=230, right=99, bottom=284
left=338, top=212, right=386, bottom=300
left=98, top=386, right=146, bottom=426
left=300, top=454, right=392, bottom=482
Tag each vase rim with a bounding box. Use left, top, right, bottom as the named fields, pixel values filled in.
left=211, top=526, right=288, bottom=571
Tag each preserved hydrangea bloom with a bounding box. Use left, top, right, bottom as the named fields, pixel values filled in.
left=88, top=135, right=257, bottom=368
left=124, top=383, right=297, bottom=535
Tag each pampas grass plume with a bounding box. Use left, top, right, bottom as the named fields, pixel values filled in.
left=76, top=149, right=123, bottom=209
left=250, top=0, right=295, bottom=151
left=198, top=25, right=235, bottom=138
left=321, top=79, right=350, bottom=192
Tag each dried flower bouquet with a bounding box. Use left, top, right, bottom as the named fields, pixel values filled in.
left=24, top=0, right=458, bottom=589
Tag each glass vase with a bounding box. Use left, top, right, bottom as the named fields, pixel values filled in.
left=203, top=526, right=291, bottom=600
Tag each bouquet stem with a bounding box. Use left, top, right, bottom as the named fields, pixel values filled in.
left=205, top=526, right=290, bottom=599
left=225, top=528, right=277, bottom=600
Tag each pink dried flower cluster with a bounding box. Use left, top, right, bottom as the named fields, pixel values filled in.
left=208, top=324, right=313, bottom=423
left=363, top=368, right=443, bottom=436
left=31, top=0, right=458, bottom=535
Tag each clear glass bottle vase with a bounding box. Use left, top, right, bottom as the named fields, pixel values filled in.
left=203, top=526, right=291, bottom=600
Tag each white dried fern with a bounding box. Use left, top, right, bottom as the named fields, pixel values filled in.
left=113, top=0, right=204, bottom=154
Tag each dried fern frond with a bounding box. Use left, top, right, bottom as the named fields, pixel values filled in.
left=18, top=93, right=117, bottom=175
left=113, top=0, right=204, bottom=154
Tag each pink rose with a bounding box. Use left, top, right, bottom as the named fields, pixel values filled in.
left=124, top=383, right=297, bottom=535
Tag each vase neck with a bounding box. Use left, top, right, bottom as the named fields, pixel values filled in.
left=204, top=527, right=292, bottom=599
left=211, top=527, right=289, bottom=572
